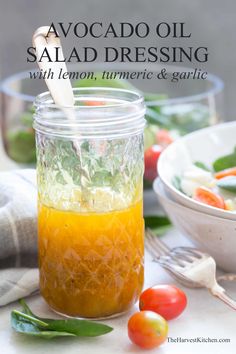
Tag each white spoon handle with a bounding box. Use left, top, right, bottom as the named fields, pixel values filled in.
left=32, top=26, right=74, bottom=107
left=32, top=26, right=87, bottom=184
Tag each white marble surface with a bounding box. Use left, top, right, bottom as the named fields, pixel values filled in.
left=0, top=227, right=236, bottom=354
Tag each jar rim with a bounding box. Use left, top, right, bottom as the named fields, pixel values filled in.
left=33, top=87, right=146, bottom=139
left=34, top=87, right=144, bottom=109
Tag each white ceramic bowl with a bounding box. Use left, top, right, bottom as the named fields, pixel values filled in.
left=153, top=178, right=236, bottom=272
left=158, top=122, right=236, bottom=220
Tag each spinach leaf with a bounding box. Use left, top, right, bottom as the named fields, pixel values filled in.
left=194, top=161, right=211, bottom=172
left=144, top=215, right=171, bottom=231
left=213, top=147, right=236, bottom=172
left=217, top=176, right=236, bottom=193
left=145, top=107, right=167, bottom=126
left=12, top=310, right=48, bottom=328
left=11, top=300, right=113, bottom=339
left=172, top=175, right=182, bottom=192
left=11, top=311, right=75, bottom=338
left=11, top=310, right=75, bottom=338
left=151, top=224, right=173, bottom=236
left=46, top=319, right=113, bottom=337
left=19, top=299, right=34, bottom=316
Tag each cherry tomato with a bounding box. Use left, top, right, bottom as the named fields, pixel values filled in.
left=156, top=129, right=174, bottom=148
left=144, top=145, right=163, bottom=181
left=128, top=311, right=168, bottom=349
left=139, top=285, right=187, bottom=320
left=84, top=100, right=105, bottom=106
left=193, top=186, right=225, bottom=209
left=215, top=167, right=236, bottom=180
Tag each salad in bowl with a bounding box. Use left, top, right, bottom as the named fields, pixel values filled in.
left=175, top=149, right=236, bottom=212
left=158, top=122, right=236, bottom=220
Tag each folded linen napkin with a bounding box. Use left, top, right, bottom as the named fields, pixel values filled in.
left=0, top=169, right=39, bottom=306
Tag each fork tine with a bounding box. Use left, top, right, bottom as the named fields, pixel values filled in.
left=158, top=255, right=184, bottom=268
left=145, top=237, right=159, bottom=260
left=170, top=249, right=195, bottom=263
left=145, top=230, right=201, bottom=288
left=158, top=256, right=188, bottom=273
left=158, top=261, right=202, bottom=288
left=147, top=228, right=171, bottom=253
left=173, top=247, right=204, bottom=259
left=145, top=232, right=167, bottom=258
left=146, top=228, right=170, bottom=255
left=145, top=229, right=187, bottom=267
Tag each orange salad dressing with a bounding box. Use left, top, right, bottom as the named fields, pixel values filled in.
left=38, top=200, right=144, bottom=318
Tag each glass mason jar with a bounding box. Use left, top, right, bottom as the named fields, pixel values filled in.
left=34, top=88, right=146, bottom=318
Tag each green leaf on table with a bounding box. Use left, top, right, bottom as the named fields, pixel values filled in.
left=11, top=311, right=75, bottom=338
left=213, top=147, right=236, bottom=172
left=194, top=161, right=211, bottom=171
left=144, top=215, right=172, bottom=235
left=20, top=299, right=113, bottom=337
left=11, top=300, right=113, bottom=339
left=151, top=224, right=173, bottom=236
left=45, top=319, right=113, bottom=337
left=217, top=176, right=236, bottom=193
left=12, top=310, right=49, bottom=328
left=19, top=299, right=35, bottom=316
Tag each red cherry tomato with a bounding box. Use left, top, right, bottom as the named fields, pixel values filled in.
left=84, top=100, right=105, bottom=106
left=128, top=311, right=168, bottom=349
left=139, top=285, right=187, bottom=320
left=144, top=145, right=163, bottom=181
left=193, top=187, right=226, bottom=209
left=215, top=167, right=236, bottom=180
left=156, top=129, right=174, bottom=148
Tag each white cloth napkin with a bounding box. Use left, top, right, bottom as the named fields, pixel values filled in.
left=0, top=169, right=39, bottom=306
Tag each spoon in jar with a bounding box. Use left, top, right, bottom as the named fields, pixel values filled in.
left=32, top=26, right=90, bottom=190
left=32, top=26, right=74, bottom=108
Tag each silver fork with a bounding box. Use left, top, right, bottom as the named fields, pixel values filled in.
left=145, top=228, right=236, bottom=310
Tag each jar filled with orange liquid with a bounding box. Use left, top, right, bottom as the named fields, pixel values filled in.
left=34, top=88, right=146, bottom=318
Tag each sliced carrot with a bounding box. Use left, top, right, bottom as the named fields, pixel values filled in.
left=215, top=167, right=236, bottom=180
left=193, top=187, right=226, bottom=210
